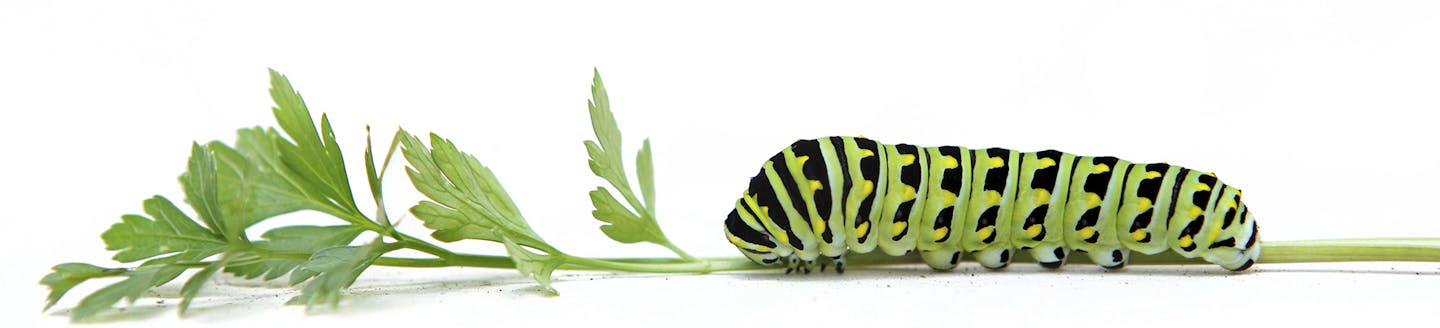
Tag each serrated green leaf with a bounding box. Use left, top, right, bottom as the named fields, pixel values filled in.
left=207, top=128, right=314, bottom=228
left=586, top=69, right=628, bottom=188
left=500, top=234, right=563, bottom=295
left=178, top=256, right=228, bottom=316
left=268, top=69, right=361, bottom=219
left=180, top=143, right=229, bottom=238
left=409, top=201, right=499, bottom=242
left=288, top=243, right=385, bottom=309
left=40, top=263, right=127, bottom=311
left=636, top=138, right=655, bottom=212
left=582, top=70, right=684, bottom=252
left=223, top=225, right=364, bottom=281
left=69, top=267, right=160, bottom=321
left=400, top=130, right=549, bottom=249
left=102, top=196, right=226, bottom=263
left=144, top=250, right=224, bottom=289
left=590, top=187, right=660, bottom=244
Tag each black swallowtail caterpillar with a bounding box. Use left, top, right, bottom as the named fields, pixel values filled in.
left=723, top=137, right=1260, bottom=273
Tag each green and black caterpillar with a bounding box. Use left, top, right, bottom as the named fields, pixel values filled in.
left=724, top=137, right=1260, bottom=273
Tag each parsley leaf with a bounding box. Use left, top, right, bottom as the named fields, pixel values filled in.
left=178, top=256, right=228, bottom=316
left=288, top=242, right=388, bottom=309
left=179, top=143, right=233, bottom=240
left=223, top=225, right=365, bottom=281
left=207, top=128, right=313, bottom=228
left=101, top=196, right=226, bottom=263
left=589, top=187, right=652, bottom=244
left=69, top=267, right=160, bottom=321
left=400, top=130, right=549, bottom=250
left=636, top=138, right=656, bottom=213
left=267, top=69, right=371, bottom=227
left=500, top=235, right=564, bottom=295
left=39, top=263, right=127, bottom=311
left=583, top=70, right=687, bottom=259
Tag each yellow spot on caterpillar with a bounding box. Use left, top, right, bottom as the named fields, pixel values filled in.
left=795, top=155, right=810, bottom=168
left=860, top=180, right=874, bottom=196
left=1208, top=226, right=1221, bottom=243
left=759, top=206, right=771, bottom=219
left=860, top=149, right=875, bottom=158
left=1037, top=157, right=1056, bottom=169
left=986, top=190, right=1001, bottom=206
left=1091, top=163, right=1110, bottom=174
left=1224, top=199, right=1237, bottom=209
left=775, top=230, right=790, bottom=246
left=1078, top=226, right=1095, bottom=240
left=987, top=157, right=1005, bottom=168
left=933, top=227, right=949, bottom=241
left=1033, top=189, right=1051, bottom=206
left=1188, top=206, right=1204, bottom=219
left=1135, top=197, right=1153, bottom=212
left=892, top=221, right=908, bottom=237
left=902, top=186, right=917, bottom=201
left=1177, top=235, right=1194, bottom=248
left=1131, top=229, right=1147, bottom=241
left=1025, top=224, right=1042, bottom=239
left=812, top=218, right=826, bottom=236
left=900, top=154, right=916, bottom=165
left=810, top=180, right=824, bottom=191
left=1086, top=193, right=1101, bottom=208
left=1145, top=171, right=1163, bottom=179
left=856, top=222, right=871, bottom=238
left=940, top=191, right=957, bottom=206
left=1196, top=183, right=1211, bottom=192
left=754, top=245, right=772, bottom=252
left=977, top=226, right=994, bottom=242
left=941, top=156, right=959, bottom=169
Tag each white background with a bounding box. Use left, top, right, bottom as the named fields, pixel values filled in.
left=3, top=1, right=1439, bottom=327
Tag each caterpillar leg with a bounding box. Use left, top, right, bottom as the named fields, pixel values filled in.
left=783, top=255, right=818, bottom=274
left=920, top=249, right=962, bottom=271
left=1084, top=248, right=1131, bottom=270
left=783, top=254, right=847, bottom=274
left=971, top=247, right=1014, bottom=269
left=1027, top=245, right=1070, bottom=269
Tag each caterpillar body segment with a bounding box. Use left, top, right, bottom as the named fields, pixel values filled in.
left=1012, top=150, right=1076, bottom=268
left=723, top=137, right=1262, bottom=273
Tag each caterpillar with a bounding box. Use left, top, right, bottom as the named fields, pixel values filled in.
left=723, top=137, right=1260, bottom=274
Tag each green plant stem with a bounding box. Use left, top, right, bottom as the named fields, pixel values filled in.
left=143, top=238, right=1440, bottom=275
left=1256, top=238, right=1440, bottom=263
left=373, top=238, right=1440, bottom=272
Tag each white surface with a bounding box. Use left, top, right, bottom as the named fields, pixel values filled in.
left=2, top=1, right=1438, bottom=327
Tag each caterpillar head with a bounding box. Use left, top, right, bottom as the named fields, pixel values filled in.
left=1202, top=191, right=1262, bottom=271
left=724, top=208, right=783, bottom=266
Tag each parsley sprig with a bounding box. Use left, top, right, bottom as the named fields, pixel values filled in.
left=41, top=69, right=1440, bottom=322
left=39, top=69, right=724, bottom=321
